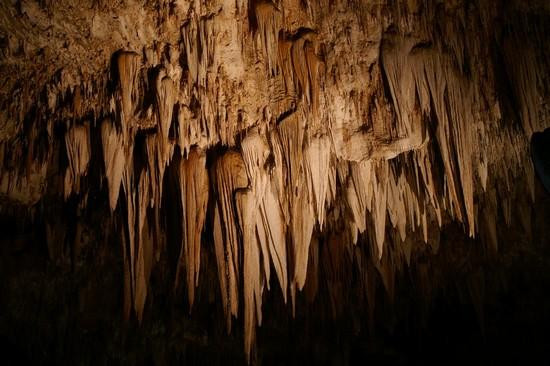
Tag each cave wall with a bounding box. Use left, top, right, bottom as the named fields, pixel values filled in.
left=1, top=0, right=550, bottom=363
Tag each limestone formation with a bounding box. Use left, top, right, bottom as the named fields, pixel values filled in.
left=0, top=0, right=549, bottom=362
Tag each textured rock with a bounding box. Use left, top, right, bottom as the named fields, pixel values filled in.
left=0, top=0, right=549, bottom=361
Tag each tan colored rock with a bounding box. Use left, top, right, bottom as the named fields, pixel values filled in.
left=0, top=0, right=549, bottom=360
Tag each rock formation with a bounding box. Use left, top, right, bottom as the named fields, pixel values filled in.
left=1, top=0, right=549, bottom=363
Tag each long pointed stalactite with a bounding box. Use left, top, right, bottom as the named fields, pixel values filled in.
left=0, top=0, right=549, bottom=363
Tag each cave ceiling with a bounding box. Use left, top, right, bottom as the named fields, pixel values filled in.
left=0, top=0, right=549, bottom=362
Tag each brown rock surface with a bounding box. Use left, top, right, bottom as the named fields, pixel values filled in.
left=0, top=0, right=549, bottom=363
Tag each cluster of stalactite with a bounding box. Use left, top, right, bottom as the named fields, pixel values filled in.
left=0, top=0, right=549, bottom=361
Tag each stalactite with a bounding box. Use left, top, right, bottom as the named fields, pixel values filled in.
left=117, top=52, right=140, bottom=127
left=1, top=0, right=549, bottom=361
left=241, top=129, right=288, bottom=300
left=371, top=161, right=389, bottom=257
left=64, top=123, right=90, bottom=199
left=101, top=118, right=125, bottom=211
left=255, top=1, right=281, bottom=76
left=212, top=150, right=249, bottom=331
left=175, top=148, right=209, bottom=310
left=236, top=189, right=263, bottom=363
left=304, top=136, right=331, bottom=229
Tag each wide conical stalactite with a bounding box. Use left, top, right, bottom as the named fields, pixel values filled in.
left=0, top=0, right=549, bottom=363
